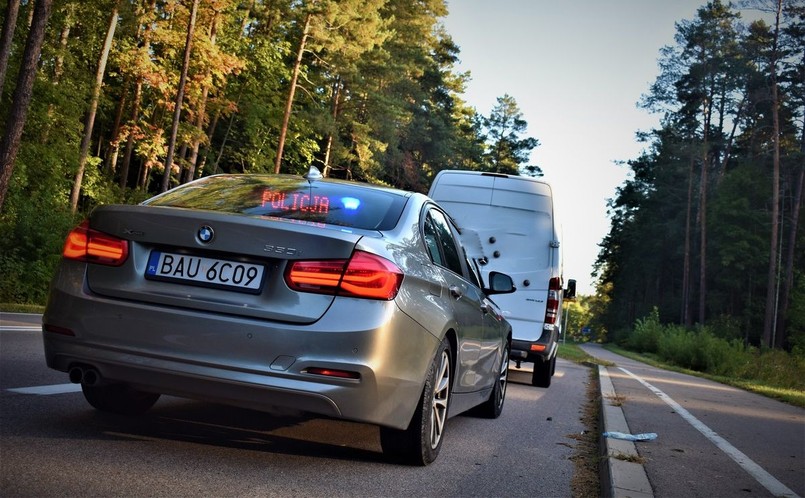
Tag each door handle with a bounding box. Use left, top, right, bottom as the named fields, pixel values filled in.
left=449, top=285, right=462, bottom=299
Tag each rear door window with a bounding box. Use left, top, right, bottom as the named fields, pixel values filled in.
left=424, top=209, right=464, bottom=276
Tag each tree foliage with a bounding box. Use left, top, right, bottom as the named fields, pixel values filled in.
left=596, top=0, right=805, bottom=350
left=0, top=0, right=538, bottom=304
left=483, top=94, right=540, bottom=176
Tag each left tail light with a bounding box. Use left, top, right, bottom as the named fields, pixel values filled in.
left=62, top=220, right=129, bottom=266
left=285, top=250, right=403, bottom=300
left=544, top=277, right=562, bottom=325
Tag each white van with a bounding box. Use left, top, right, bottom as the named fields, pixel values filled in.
left=428, top=170, right=574, bottom=387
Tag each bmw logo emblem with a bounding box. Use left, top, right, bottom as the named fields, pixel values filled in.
left=197, top=225, right=215, bottom=243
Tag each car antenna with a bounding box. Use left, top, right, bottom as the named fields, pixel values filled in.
left=304, top=166, right=322, bottom=181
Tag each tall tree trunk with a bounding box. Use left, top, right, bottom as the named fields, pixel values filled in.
left=160, top=0, right=199, bottom=192
left=681, top=153, right=694, bottom=326
left=195, top=109, right=218, bottom=178
left=776, top=40, right=805, bottom=347
left=40, top=5, right=73, bottom=145
left=51, top=3, right=72, bottom=83
left=105, top=82, right=128, bottom=176
left=762, top=0, right=783, bottom=348
left=25, top=0, right=33, bottom=27
left=208, top=84, right=246, bottom=175
left=716, top=95, right=745, bottom=186
left=775, top=68, right=805, bottom=348
left=119, top=0, right=156, bottom=190
left=698, top=116, right=710, bottom=325
left=241, top=0, right=255, bottom=33
left=185, top=10, right=218, bottom=184
left=69, top=2, right=120, bottom=213
left=0, top=0, right=52, bottom=212
left=0, top=0, right=20, bottom=96
left=119, top=80, right=141, bottom=189
left=776, top=163, right=803, bottom=348
left=274, top=11, right=312, bottom=174
left=322, top=77, right=342, bottom=177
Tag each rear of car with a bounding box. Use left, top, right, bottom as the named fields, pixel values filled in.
left=44, top=172, right=517, bottom=465
left=428, top=170, right=564, bottom=387
left=44, top=175, right=438, bottom=428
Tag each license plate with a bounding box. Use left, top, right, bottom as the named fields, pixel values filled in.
left=145, top=251, right=265, bottom=293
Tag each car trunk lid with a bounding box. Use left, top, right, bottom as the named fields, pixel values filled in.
left=85, top=204, right=364, bottom=324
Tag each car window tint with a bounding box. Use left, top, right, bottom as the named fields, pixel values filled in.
left=144, top=175, right=408, bottom=231
left=427, top=209, right=464, bottom=275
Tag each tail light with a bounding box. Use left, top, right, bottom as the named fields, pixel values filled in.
left=544, top=277, right=561, bottom=325
left=285, top=250, right=403, bottom=300
left=62, top=220, right=129, bottom=266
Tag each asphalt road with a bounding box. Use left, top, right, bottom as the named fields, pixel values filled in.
left=7, top=312, right=800, bottom=497
left=582, top=343, right=805, bottom=498
left=1, top=316, right=593, bottom=497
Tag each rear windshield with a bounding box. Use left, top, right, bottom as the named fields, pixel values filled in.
left=144, top=175, right=408, bottom=231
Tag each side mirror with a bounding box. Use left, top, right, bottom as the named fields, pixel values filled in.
left=486, top=271, right=516, bottom=295
left=565, top=279, right=577, bottom=300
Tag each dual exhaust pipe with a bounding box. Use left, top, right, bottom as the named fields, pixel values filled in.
left=68, top=365, right=102, bottom=386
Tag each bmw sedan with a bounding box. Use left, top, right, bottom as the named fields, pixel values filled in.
left=42, top=168, right=514, bottom=466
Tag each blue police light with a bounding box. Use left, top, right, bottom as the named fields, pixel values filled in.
left=341, top=197, right=361, bottom=210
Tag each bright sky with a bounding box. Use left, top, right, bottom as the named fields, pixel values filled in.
left=443, top=1, right=714, bottom=295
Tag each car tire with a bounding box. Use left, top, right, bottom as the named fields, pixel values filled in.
left=380, top=337, right=452, bottom=466
left=474, top=343, right=509, bottom=419
left=82, top=383, right=160, bottom=415
left=531, top=356, right=553, bottom=388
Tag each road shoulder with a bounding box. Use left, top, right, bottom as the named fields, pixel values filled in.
left=598, top=364, right=653, bottom=498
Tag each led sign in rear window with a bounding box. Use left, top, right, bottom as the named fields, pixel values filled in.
left=145, top=175, right=406, bottom=231
left=261, top=190, right=331, bottom=214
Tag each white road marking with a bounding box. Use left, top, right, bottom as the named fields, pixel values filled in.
left=0, top=326, right=41, bottom=332
left=8, top=384, right=82, bottom=395
left=619, top=367, right=800, bottom=498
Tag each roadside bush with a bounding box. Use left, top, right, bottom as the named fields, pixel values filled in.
left=695, top=329, right=736, bottom=375
left=626, top=310, right=805, bottom=393
left=742, top=348, right=805, bottom=391
left=609, top=327, right=631, bottom=347
left=656, top=325, right=695, bottom=369
left=0, top=198, right=76, bottom=304
left=629, top=307, right=662, bottom=354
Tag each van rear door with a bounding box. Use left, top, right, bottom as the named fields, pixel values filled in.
left=429, top=172, right=560, bottom=343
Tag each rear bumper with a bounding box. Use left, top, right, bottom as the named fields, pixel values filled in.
left=43, top=270, right=439, bottom=430
left=510, top=324, right=558, bottom=363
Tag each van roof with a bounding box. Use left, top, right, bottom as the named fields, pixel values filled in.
left=429, top=170, right=553, bottom=213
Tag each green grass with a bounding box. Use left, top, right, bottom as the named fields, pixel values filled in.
left=0, top=303, right=45, bottom=313
left=558, top=342, right=614, bottom=367
left=605, top=344, right=805, bottom=408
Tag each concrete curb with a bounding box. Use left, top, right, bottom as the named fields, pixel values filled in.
left=598, top=365, right=654, bottom=498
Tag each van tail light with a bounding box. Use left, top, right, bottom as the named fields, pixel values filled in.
left=544, top=277, right=561, bottom=325
left=62, top=220, right=129, bottom=266
left=285, top=250, right=403, bottom=300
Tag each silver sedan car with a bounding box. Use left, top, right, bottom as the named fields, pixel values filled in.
left=43, top=168, right=514, bottom=465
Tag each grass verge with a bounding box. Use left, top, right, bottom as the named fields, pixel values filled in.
left=605, top=344, right=805, bottom=408
left=0, top=303, right=46, bottom=313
